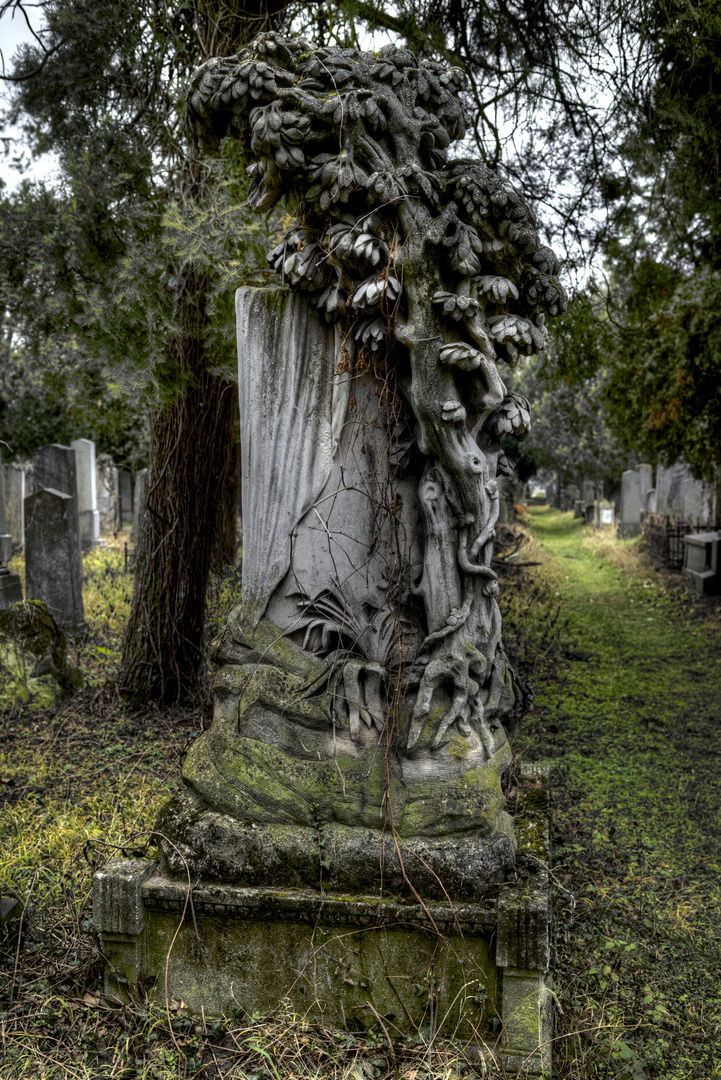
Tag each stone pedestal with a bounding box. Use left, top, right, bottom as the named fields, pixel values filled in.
left=94, top=762, right=552, bottom=1074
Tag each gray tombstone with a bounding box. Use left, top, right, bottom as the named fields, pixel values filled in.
left=594, top=499, right=615, bottom=528
left=637, top=464, right=653, bottom=505
left=96, top=461, right=117, bottom=533
left=0, top=453, right=12, bottom=563
left=683, top=532, right=720, bottom=595
left=33, top=444, right=81, bottom=546
left=618, top=468, right=642, bottom=537
left=118, top=471, right=133, bottom=527
left=645, top=488, right=657, bottom=513
left=71, top=439, right=102, bottom=549
left=25, top=488, right=85, bottom=634
left=131, top=469, right=147, bottom=543
left=4, top=465, right=26, bottom=550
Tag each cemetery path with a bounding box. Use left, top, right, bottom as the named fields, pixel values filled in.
left=513, top=506, right=721, bottom=1079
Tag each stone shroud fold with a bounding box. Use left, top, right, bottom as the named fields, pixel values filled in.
left=157, top=33, right=567, bottom=898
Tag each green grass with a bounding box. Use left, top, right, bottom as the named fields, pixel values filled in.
left=513, top=506, right=721, bottom=1080
left=1, top=510, right=720, bottom=1078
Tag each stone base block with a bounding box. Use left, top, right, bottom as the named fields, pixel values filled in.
left=94, top=764, right=552, bottom=1075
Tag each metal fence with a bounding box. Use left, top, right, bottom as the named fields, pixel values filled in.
left=642, top=512, right=720, bottom=569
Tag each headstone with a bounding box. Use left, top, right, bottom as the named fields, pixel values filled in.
left=683, top=532, right=720, bottom=595
left=131, top=469, right=147, bottom=542
left=4, top=465, right=26, bottom=551
left=32, top=444, right=81, bottom=547
left=581, top=478, right=597, bottom=503
left=118, top=470, right=133, bottom=526
left=637, top=463, right=653, bottom=504
left=24, top=488, right=85, bottom=634
left=618, top=468, right=642, bottom=537
left=71, top=439, right=102, bottom=549
left=96, top=460, right=117, bottom=533
left=645, top=488, right=657, bottom=513
left=0, top=453, right=12, bottom=563
left=0, top=567, right=23, bottom=608
left=594, top=499, right=615, bottom=528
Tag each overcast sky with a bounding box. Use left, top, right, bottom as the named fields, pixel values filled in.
left=0, top=4, right=60, bottom=190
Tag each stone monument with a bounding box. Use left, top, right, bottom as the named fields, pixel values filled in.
left=71, top=438, right=102, bottom=549
left=95, top=35, right=566, bottom=1070
left=25, top=488, right=85, bottom=634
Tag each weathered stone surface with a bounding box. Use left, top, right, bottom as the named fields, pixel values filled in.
left=0, top=599, right=81, bottom=708
left=71, top=438, right=102, bottom=549
left=683, top=532, right=720, bottom=595
left=4, top=465, right=26, bottom=550
left=98, top=763, right=552, bottom=1073
left=0, top=568, right=23, bottom=609
left=25, top=488, right=85, bottom=634
left=593, top=499, right=615, bottom=529
left=157, top=34, right=565, bottom=910
left=97, top=460, right=117, bottom=533
left=32, top=444, right=81, bottom=547
left=618, top=468, right=642, bottom=537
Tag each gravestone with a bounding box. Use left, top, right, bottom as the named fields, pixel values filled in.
left=96, top=460, right=117, bottom=533
left=71, top=439, right=101, bottom=549
left=637, top=463, right=653, bottom=506
left=25, top=488, right=85, bottom=634
left=581, top=478, right=597, bottom=503
left=118, top=470, right=133, bottom=526
left=4, top=465, right=26, bottom=550
left=32, top=444, right=81, bottom=548
left=618, top=468, right=642, bottom=537
left=131, top=469, right=147, bottom=542
left=683, top=532, right=720, bottom=595
left=0, top=453, right=12, bottom=563
left=594, top=499, right=615, bottom=528
left=95, top=33, right=563, bottom=1072
left=645, top=488, right=657, bottom=513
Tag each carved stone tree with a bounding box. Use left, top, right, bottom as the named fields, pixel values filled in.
left=157, top=33, right=567, bottom=899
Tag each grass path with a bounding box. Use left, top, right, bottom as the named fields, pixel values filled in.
left=515, top=506, right=721, bottom=1079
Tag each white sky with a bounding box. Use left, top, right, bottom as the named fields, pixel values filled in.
left=0, top=4, right=60, bottom=190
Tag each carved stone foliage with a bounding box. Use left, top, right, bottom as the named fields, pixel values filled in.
left=167, top=34, right=567, bottom=893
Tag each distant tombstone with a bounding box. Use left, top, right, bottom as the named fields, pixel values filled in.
left=683, top=532, right=720, bottom=595
left=25, top=488, right=85, bottom=634
left=0, top=453, right=12, bottom=563
left=581, top=478, right=596, bottom=504
left=71, top=439, right=102, bottom=549
left=33, top=444, right=81, bottom=547
left=645, top=488, right=657, bottom=513
left=594, top=499, right=615, bottom=528
left=618, top=469, right=642, bottom=537
left=118, top=471, right=133, bottom=527
left=131, top=469, right=148, bottom=543
left=4, top=465, right=26, bottom=550
left=656, top=460, right=690, bottom=518
left=637, top=464, right=653, bottom=505
left=0, top=566, right=23, bottom=609
left=96, top=461, right=117, bottom=533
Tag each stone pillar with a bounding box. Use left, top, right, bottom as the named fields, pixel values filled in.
left=0, top=453, right=12, bottom=563
left=25, top=488, right=85, bottom=634
left=618, top=469, right=642, bottom=537
left=4, top=465, right=26, bottom=550
left=131, top=468, right=147, bottom=543
left=71, top=439, right=102, bottom=549
left=32, top=444, right=81, bottom=549
left=93, top=858, right=157, bottom=1001
left=118, top=471, right=133, bottom=527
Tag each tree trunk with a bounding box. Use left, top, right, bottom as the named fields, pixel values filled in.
left=119, top=269, right=239, bottom=706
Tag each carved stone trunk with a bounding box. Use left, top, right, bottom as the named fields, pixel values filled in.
left=157, top=286, right=518, bottom=899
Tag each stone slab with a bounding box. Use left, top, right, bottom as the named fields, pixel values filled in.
left=24, top=488, right=85, bottom=634
left=94, top=764, right=552, bottom=1074
left=0, top=569, right=23, bottom=609
left=71, top=439, right=102, bottom=549
left=4, top=465, right=26, bottom=549
left=683, top=532, right=720, bottom=595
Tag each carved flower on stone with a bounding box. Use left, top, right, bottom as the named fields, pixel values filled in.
left=488, top=314, right=546, bottom=355
left=475, top=276, right=519, bottom=303
left=487, top=394, right=531, bottom=441
left=355, top=317, right=388, bottom=352
left=352, top=272, right=400, bottom=311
